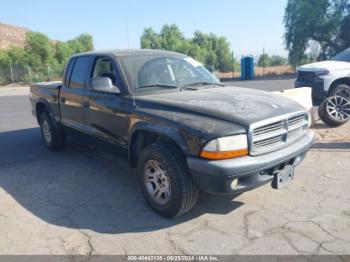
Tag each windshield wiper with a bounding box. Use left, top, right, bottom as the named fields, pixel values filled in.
left=138, top=84, right=179, bottom=89
left=183, top=81, right=225, bottom=87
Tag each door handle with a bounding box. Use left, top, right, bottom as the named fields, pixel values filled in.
left=60, top=97, right=66, bottom=103
left=83, top=101, right=90, bottom=108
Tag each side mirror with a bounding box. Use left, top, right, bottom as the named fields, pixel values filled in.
left=88, top=77, right=121, bottom=94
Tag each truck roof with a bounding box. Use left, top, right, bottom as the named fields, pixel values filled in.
left=71, top=49, right=186, bottom=58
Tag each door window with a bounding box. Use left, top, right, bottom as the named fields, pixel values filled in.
left=92, top=58, right=118, bottom=85
left=69, top=56, right=91, bottom=88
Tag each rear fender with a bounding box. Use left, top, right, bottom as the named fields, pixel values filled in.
left=36, top=99, right=60, bottom=129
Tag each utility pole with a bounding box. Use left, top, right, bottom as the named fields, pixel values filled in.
left=28, top=66, right=32, bottom=83
left=10, top=65, right=14, bottom=84
left=232, top=51, right=235, bottom=80
left=47, top=65, right=50, bottom=81
left=262, top=48, right=265, bottom=78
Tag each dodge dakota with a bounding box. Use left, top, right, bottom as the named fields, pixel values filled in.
left=30, top=50, right=315, bottom=218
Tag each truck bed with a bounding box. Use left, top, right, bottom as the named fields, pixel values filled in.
left=31, top=81, right=62, bottom=89
left=29, top=81, right=62, bottom=122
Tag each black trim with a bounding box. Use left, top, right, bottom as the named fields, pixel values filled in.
left=295, top=79, right=327, bottom=106
left=63, top=57, right=76, bottom=86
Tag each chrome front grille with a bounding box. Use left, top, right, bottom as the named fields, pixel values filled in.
left=249, top=112, right=308, bottom=155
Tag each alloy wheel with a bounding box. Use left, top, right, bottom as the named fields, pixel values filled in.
left=42, top=120, right=52, bottom=144
left=144, top=160, right=171, bottom=205
left=326, top=96, right=350, bottom=121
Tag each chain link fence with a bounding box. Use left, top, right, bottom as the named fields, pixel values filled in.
left=0, top=64, right=64, bottom=85
left=217, top=48, right=296, bottom=80
left=216, top=64, right=296, bottom=81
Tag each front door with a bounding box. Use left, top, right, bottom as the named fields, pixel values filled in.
left=83, top=56, right=130, bottom=147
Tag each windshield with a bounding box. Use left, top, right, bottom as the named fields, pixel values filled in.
left=332, top=48, right=350, bottom=62
left=118, top=54, right=221, bottom=93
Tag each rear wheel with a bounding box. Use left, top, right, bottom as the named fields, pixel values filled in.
left=137, top=142, right=198, bottom=218
left=318, top=96, right=350, bottom=127
left=39, top=112, right=65, bottom=150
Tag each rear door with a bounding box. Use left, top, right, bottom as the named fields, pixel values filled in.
left=83, top=56, right=130, bottom=147
left=59, top=56, right=93, bottom=130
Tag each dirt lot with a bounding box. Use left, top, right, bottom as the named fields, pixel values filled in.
left=314, top=121, right=350, bottom=143
left=0, top=87, right=349, bottom=255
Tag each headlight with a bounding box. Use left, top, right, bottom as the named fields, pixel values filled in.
left=316, top=70, right=329, bottom=79
left=200, top=134, right=248, bottom=160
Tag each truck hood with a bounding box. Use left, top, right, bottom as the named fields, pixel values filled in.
left=297, top=60, right=350, bottom=72
left=136, top=86, right=305, bottom=127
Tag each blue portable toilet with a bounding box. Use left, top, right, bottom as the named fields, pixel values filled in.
left=241, top=56, right=254, bottom=80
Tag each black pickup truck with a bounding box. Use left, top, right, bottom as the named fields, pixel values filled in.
left=30, top=50, right=314, bottom=218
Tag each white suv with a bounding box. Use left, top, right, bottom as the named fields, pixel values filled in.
left=296, top=48, right=350, bottom=106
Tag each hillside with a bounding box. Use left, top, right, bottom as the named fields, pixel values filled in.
left=0, top=23, right=30, bottom=50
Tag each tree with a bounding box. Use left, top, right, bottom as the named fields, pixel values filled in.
left=159, top=24, right=185, bottom=52
left=215, top=36, right=233, bottom=72
left=54, top=41, right=71, bottom=65
left=192, top=31, right=216, bottom=69
left=258, top=54, right=270, bottom=67
left=284, top=0, right=350, bottom=65
left=140, top=25, right=236, bottom=72
left=67, top=33, right=94, bottom=54
left=6, top=46, right=27, bottom=65
left=141, top=28, right=161, bottom=49
left=0, top=31, right=94, bottom=84
left=25, top=32, right=53, bottom=67
left=180, top=39, right=205, bottom=62
left=338, top=12, right=350, bottom=51
left=270, top=55, right=287, bottom=66
left=258, top=54, right=287, bottom=67
left=192, top=31, right=232, bottom=71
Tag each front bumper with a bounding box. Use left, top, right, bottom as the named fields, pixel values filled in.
left=295, top=79, right=327, bottom=106
left=187, top=130, right=315, bottom=194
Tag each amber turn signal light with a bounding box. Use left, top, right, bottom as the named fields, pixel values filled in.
left=200, top=148, right=248, bottom=160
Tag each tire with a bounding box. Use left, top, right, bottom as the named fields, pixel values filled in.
left=137, top=142, right=198, bottom=218
left=329, top=84, right=350, bottom=100
left=39, top=112, right=65, bottom=150
left=318, top=96, right=350, bottom=127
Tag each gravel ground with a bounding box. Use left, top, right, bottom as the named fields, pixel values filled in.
left=314, top=121, right=350, bottom=143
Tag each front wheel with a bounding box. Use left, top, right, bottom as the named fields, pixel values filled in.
left=318, top=96, right=350, bottom=127
left=137, top=142, right=198, bottom=218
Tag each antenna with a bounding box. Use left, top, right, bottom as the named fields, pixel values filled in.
left=132, top=82, right=136, bottom=107
left=125, top=18, right=136, bottom=108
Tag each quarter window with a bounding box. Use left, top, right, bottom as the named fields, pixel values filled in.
left=64, top=58, right=75, bottom=86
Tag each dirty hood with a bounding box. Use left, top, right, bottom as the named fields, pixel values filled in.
left=137, top=86, right=306, bottom=127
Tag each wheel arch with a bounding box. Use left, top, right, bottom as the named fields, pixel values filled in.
left=328, top=78, right=350, bottom=96
left=128, top=124, right=190, bottom=168
left=35, top=102, right=47, bottom=123
left=35, top=99, right=59, bottom=129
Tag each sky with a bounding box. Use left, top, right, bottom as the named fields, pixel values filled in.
left=1, top=0, right=288, bottom=58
